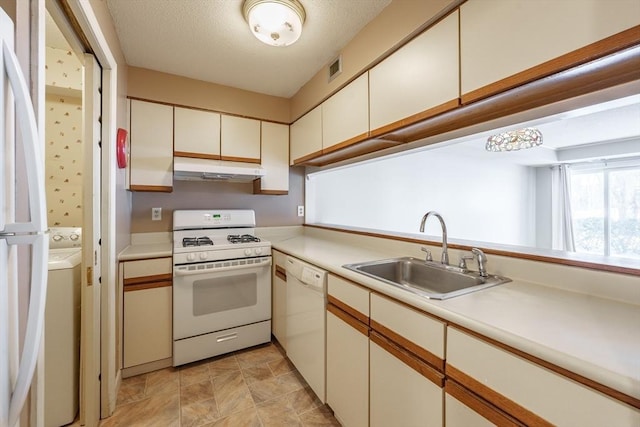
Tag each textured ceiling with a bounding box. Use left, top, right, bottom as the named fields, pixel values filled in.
left=105, top=0, right=392, bottom=98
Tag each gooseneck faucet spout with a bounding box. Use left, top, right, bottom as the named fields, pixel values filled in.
left=419, top=211, right=449, bottom=265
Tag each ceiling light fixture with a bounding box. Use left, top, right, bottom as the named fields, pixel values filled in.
left=485, top=127, right=543, bottom=152
left=242, top=0, right=306, bottom=47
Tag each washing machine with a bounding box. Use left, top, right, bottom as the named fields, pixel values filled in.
left=45, top=227, right=82, bottom=427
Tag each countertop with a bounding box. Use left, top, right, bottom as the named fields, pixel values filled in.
left=118, top=243, right=172, bottom=260
left=272, top=234, right=640, bottom=402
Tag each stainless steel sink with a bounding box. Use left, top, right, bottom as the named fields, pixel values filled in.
left=343, top=257, right=510, bottom=300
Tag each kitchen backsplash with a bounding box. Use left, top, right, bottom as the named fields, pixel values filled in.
left=130, top=167, right=306, bottom=232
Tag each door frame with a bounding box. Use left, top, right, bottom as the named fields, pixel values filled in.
left=45, top=0, right=120, bottom=421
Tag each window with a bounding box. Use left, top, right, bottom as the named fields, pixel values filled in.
left=570, top=160, right=640, bottom=259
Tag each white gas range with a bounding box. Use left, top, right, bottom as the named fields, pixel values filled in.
left=172, top=209, right=272, bottom=366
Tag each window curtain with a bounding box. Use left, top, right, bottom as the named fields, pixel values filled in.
left=550, top=164, right=576, bottom=251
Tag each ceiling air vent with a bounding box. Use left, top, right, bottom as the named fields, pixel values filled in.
left=328, top=55, right=342, bottom=82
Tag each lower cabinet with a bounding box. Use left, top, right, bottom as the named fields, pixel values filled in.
left=121, top=257, right=173, bottom=375
left=370, top=334, right=444, bottom=427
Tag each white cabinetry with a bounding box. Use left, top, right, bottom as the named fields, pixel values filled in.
left=290, top=105, right=322, bottom=165
left=322, top=73, right=369, bottom=153
left=326, top=275, right=370, bottom=427
left=271, top=250, right=287, bottom=349
left=446, top=327, right=640, bottom=426
left=174, top=106, right=221, bottom=159
left=122, top=258, right=173, bottom=374
left=254, top=122, right=289, bottom=194
left=460, top=0, right=640, bottom=101
left=369, top=10, right=460, bottom=134
left=128, top=99, right=173, bottom=192
left=220, top=115, right=261, bottom=163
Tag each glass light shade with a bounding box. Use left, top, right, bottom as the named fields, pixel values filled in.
left=243, top=0, right=306, bottom=47
left=485, top=127, right=543, bottom=152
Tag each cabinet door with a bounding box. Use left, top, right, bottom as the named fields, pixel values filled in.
left=272, top=250, right=287, bottom=349
left=326, top=309, right=369, bottom=427
left=290, top=105, right=322, bottom=165
left=174, top=106, right=221, bottom=159
left=123, top=285, right=172, bottom=368
left=322, top=73, right=369, bottom=153
left=460, top=0, right=640, bottom=102
left=445, top=393, right=502, bottom=427
left=255, top=122, right=289, bottom=194
left=369, top=11, right=459, bottom=134
left=370, top=337, right=443, bottom=427
left=129, top=99, right=173, bottom=192
left=220, top=115, right=261, bottom=163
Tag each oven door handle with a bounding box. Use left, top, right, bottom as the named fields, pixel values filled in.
left=174, top=257, right=272, bottom=276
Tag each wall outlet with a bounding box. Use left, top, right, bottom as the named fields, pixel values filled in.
left=151, top=207, right=162, bottom=221
left=297, top=205, right=304, bottom=217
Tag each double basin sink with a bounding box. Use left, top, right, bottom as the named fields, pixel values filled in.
left=343, top=257, right=510, bottom=300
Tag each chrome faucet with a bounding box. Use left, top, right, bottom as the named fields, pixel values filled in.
left=419, top=211, right=449, bottom=265
left=471, top=248, right=488, bottom=277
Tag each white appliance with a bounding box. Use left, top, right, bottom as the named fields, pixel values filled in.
left=285, top=257, right=327, bottom=403
left=45, top=228, right=81, bottom=427
left=172, top=209, right=272, bottom=366
left=1, top=7, right=49, bottom=427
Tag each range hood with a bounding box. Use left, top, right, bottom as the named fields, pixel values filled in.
left=174, top=157, right=265, bottom=182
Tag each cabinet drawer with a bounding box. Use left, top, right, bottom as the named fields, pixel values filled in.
left=327, top=274, right=369, bottom=322
left=123, top=257, right=172, bottom=282
left=370, top=293, right=445, bottom=370
left=447, top=327, right=640, bottom=426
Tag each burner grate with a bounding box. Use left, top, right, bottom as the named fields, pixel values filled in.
left=227, top=234, right=261, bottom=244
left=182, top=236, right=214, bottom=247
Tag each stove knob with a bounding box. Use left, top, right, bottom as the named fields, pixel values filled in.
left=199, top=252, right=208, bottom=260
left=255, top=247, right=263, bottom=255
left=244, top=248, right=252, bottom=256
left=70, top=233, right=79, bottom=241
left=52, top=235, right=63, bottom=242
left=187, top=253, right=196, bottom=262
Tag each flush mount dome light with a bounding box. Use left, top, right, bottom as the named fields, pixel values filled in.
left=242, top=0, right=306, bottom=47
left=485, top=127, right=543, bottom=152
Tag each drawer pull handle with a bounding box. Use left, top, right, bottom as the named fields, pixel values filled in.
left=216, top=333, right=238, bottom=343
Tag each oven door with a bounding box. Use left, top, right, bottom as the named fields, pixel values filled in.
left=173, top=256, right=271, bottom=340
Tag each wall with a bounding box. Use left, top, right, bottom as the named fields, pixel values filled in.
left=307, top=148, right=536, bottom=248
left=130, top=167, right=305, bottom=232
left=290, top=0, right=453, bottom=120
left=127, top=67, right=290, bottom=123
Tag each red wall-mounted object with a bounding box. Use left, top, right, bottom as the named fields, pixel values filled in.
left=116, top=128, right=128, bottom=168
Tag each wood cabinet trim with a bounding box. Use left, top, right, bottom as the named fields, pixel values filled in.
left=252, top=178, right=288, bottom=195
left=275, top=265, right=287, bottom=281
left=174, top=151, right=222, bottom=160
left=129, top=184, right=172, bottom=193
left=446, top=380, right=525, bottom=427
left=446, top=364, right=554, bottom=427
left=462, top=25, right=640, bottom=104
left=123, top=280, right=172, bottom=292
left=370, top=330, right=444, bottom=387
left=304, top=224, right=640, bottom=277
left=293, top=148, right=326, bottom=165
left=322, top=131, right=370, bottom=155
left=369, top=98, right=460, bottom=139
left=219, top=155, right=261, bottom=164
left=370, top=319, right=444, bottom=372
left=327, top=294, right=369, bottom=325
left=327, top=303, right=370, bottom=337
left=124, top=273, right=173, bottom=286
left=449, top=325, right=640, bottom=410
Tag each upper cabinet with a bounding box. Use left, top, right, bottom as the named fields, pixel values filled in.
left=220, top=115, right=261, bottom=163
left=370, top=10, right=460, bottom=135
left=290, top=105, right=322, bottom=165
left=174, top=107, right=221, bottom=159
left=254, top=122, right=289, bottom=194
left=322, top=73, right=369, bottom=153
left=460, top=0, right=640, bottom=103
left=129, top=99, right=173, bottom=192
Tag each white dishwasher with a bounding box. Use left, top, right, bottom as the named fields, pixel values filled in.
left=285, top=256, right=327, bottom=403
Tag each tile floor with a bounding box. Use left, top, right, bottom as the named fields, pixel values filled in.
left=100, top=342, right=340, bottom=427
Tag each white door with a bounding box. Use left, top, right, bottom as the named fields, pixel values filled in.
left=80, top=53, right=101, bottom=427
